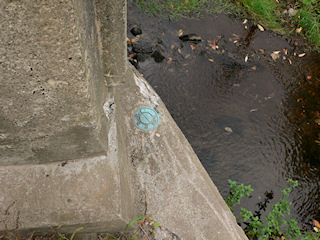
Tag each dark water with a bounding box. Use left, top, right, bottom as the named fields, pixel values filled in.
left=128, top=3, right=320, bottom=229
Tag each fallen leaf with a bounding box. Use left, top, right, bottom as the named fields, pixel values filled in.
left=273, top=51, right=281, bottom=54
left=245, top=25, right=248, bottom=29
left=208, top=58, right=214, bottom=62
left=283, top=56, right=286, bottom=60
left=233, top=34, right=240, bottom=39
left=126, top=37, right=132, bottom=44
left=171, top=45, right=175, bottom=49
left=288, top=58, right=293, bottom=64
left=298, top=53, right=306, bottom=57
left=257, top=24, right=264, bottom=31
left=211, top=44, right=218, bottom=50
left=314, top=219, right=320, bottom=228
left=221, top=49, right=225, bottom=54
left=245, top=55, right=249, bottom=62
left=178, top=48, right=182, bottom=54
left=260, top=49, right=266, bottom=54
left=184, top=0, right=189, bottom=2
left=251, top=66, right=257, bottom=70
left=250, top=109, right=258, bottom=112
left=185, top=54, right=190, bottom=58
left=171, top=4, right=174, bottom=8
left=179, top=29, right=183, bottom=36
left=167, top=57, right=173, bottom=63
left=307, top=76, right=312, bottom=79
left=296, top=27, right=302, bottom=33
left=314, top=227, right=319, bottom=232
left=294, top=40, right=299, bottom=46
left=297, top=98, right=303, bottom=102
left=224, top=127, right=233, bottom=133
left=271, top=52, right=280, bottom=60
left=243, top=19, right=248, bottom=24
left=190, top=45, right=195, bottom=50
left=127, top=53, right=135, bottom=58
left=233, top=84, right=240, bottom=87
left=283, top=48, right=288, bottom=55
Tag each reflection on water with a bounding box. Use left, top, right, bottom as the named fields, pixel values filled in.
left=128, top=3, right=320, bottom=228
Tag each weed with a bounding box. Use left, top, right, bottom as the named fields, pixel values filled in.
left=226, top=179, right=320, bottom=239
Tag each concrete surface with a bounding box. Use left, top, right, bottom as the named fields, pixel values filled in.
left=117, top=66, right=248, bottom=239
left=0, top=0, right=248, bottom=239
left=0, top=0, right=106, bottom=165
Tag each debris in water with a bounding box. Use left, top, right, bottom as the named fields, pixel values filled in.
left=257, top=24, right=264, bottom=31
left=224, top=127, right=233, bottom=133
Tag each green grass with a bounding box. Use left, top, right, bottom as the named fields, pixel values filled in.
left=133, top=0, right=237, bottom=20
left=132, top=0, right=320, bottom=51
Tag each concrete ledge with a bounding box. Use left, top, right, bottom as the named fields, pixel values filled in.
left=117, top=66, right=248, bottom=239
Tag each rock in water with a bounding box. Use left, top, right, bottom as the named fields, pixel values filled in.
left=151, top=50, right=165, bottom=63
left=179, top=34, right=202, bottom=42
left=130, top=27, right=142, bottom=36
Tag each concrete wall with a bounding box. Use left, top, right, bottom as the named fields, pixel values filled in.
left=0, top=0, right=248, bottom=239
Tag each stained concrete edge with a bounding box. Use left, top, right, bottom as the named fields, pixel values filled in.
left=117, top=65, right=248, bottom=239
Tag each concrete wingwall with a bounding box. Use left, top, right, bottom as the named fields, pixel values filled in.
left=0, top=0, right=248, bottom=239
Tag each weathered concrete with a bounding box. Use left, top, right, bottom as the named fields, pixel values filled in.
left=0, top=0, right=106, bottom=165
left=0, top=0, right=138, bottom=234
left=0, top=0, right=248, bottom=239
left=117, top=66, right=248, bottom=239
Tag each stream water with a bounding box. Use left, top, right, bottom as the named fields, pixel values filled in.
left=127, top=2, right=320, bottom=229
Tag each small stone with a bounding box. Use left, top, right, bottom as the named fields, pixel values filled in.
left=130, top=27, right=142, bottom=36
left=179, top=34, right=202, bottom=42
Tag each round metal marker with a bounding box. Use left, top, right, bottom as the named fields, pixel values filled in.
left=133, top=106, right=160, bottom=131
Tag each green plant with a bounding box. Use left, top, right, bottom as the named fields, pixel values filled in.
left=225, top=179, right=254, bottom=213
left=56, top=225, right=84, bottom=240
left=226, top=179, right=320, bottom=239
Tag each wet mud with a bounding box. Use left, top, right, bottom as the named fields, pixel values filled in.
left=127, top=2, right=320, bottom=229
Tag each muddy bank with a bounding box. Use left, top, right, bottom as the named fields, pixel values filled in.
left=127, top=2, right=320, bottom=229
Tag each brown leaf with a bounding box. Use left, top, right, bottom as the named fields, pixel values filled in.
left=251, top=66, right=257, bottom=70
left=307, top=76, right=312, bottom=80
left=190, top=45, right=195, bottom=50
left=243, top=19, right=248, bottom=24
left=283, top=48, right=288, bottom=55
left=171, top=45, right=175, bottom=49
left=179, top=29, right=183, bottom=36
left=260, top=49, right=266, bottom=54
left=245, top=55, right=248, bottom=62
left=288, top=58, right=293, bottom=64
left=221, top=49, right=225, bottom=54
left=314, top=219, right=320, bottom=228
left=208, top=58, right=214, bottom=62
left=314, top=227, right=319, bottom=232
left=128, top=53, right=135, bottom=59
left=298, top=53, right=306, bottom=57
left=210, top=44, right=218, bottom=50
left=296, top=27, right=302, bottom=33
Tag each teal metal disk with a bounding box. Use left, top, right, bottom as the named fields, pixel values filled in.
left=133, top=106, right=160, bottom=131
